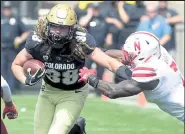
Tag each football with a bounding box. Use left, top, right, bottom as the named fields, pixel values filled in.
left=23, top=59, right=45, bottom=75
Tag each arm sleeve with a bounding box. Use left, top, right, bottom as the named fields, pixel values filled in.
left=96, top=79, right=142, bottom=98
left=1, top=76, right=12, bottom=102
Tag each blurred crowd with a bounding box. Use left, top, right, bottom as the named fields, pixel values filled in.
left=1, top=1, right=183, bottom=94
left=74, top=1, right=183, bottom=85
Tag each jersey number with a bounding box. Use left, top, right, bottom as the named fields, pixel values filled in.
left=170, top=61, right=178, bottom=72
left=32, top=33, right=42, bottom=42
left=170, top=61, right=184, bottom=87
left=45, top=69, right=78, bottom=85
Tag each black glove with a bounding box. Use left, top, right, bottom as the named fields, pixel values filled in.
left=25, top=68, right=45, bottom=86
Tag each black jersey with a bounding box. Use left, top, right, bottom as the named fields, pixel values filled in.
left=25, top=31, right=96, bottom=90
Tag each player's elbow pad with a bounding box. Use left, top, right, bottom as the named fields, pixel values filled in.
left=115, top=65, right=132, bottom=80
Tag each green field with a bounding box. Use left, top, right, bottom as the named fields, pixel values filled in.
left=1, top=95, right=184, bottom=134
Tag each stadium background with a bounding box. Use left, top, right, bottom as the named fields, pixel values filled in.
left=1, top=1, right=184, bottom=134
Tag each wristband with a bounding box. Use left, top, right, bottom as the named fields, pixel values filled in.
left=87, top=75, right=99, bottom=88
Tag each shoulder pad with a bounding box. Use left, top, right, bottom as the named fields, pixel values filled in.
left=85, top=33, right=96, bottom=55
left=132, top=66, right=159, bottom=83
left=27, top=31, right=42, bottom=44
left=25, top=31, right=43, bottom=52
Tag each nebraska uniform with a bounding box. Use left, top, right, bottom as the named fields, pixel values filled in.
left=127, top=32, right=184, bottom=122
left=79, top=31, right=184, bottom=122
left=132, top=49, right=184, bottom=121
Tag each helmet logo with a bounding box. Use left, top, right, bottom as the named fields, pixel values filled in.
left=56, top=9, right=67, bottom=19
left=134, top=41, right=141, bottom=54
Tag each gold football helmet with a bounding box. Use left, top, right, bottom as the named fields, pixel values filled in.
left=45, top=4, right=78, bottom=48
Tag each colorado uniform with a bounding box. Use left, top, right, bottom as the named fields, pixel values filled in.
left=25, top=31, right=96, bottom=134
left=132, top=46, right=184, bottom=122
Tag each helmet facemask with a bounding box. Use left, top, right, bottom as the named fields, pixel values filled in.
left=122, top=31, right=161, bottom=68
left=46, top=22, right=74, bottom=49
left=122, top=48, right=138, bottom=68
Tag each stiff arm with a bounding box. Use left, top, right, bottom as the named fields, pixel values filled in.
left=87, top=65, right=160, bottom=99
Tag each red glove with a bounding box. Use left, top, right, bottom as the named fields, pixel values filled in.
left=3, top=103, right=18, bottom=119
left=78, top=67, right=97, bottom=83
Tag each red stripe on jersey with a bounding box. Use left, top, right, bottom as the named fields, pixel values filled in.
left=133, top=67, right=155, bottom=72
left=132, top=73, right=156, bottom=77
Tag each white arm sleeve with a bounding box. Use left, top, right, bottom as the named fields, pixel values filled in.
left=1, top=76, right=12, bottom=102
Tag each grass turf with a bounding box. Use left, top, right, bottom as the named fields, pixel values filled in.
left=1, top=95, right=184, bottom=134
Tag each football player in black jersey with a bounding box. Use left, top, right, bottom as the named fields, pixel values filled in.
left=11, top=4, right=124, bottom=134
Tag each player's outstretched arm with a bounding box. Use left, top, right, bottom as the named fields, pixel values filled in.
left=103, top=49, right=123, bottom=62
left=87, top=75, right=159, bottom=98
left=11, top=48, right=33, bottom=84
left=74, top=27, right=125, bottom=73
left=88, top=48, right=124, bottom=72
left=91, top=77, right=142, bottom=98
left=79, top=67, right=159, bottom=99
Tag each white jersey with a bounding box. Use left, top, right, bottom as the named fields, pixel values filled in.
left=131, top=46, right=184, bottom=122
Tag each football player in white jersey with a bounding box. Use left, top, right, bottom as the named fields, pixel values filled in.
left=78, top=31, right=184, bottom=122
left=1, top=76, right=18, bottom=134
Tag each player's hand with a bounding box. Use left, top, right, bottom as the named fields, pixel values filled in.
left=25, top=68, right=45, bottom=86
left=78, top=67, right=97, bottom=83
left=3, top=103, right=18, bottom=119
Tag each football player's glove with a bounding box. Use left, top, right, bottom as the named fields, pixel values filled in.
left=25, top=68, right=45, bottom=86
left=78, top=67, right=97, bottom=83
left=3, top=103, right=18, bottom=119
